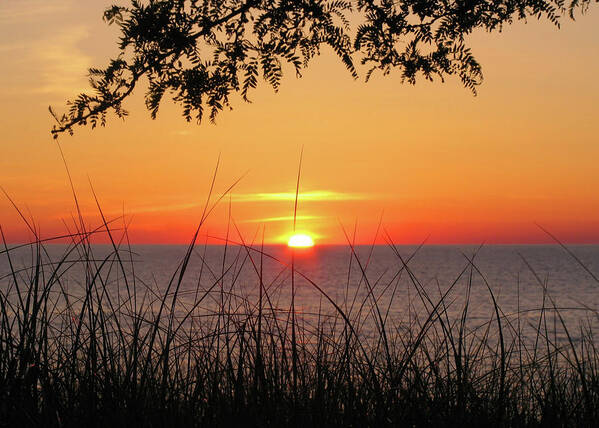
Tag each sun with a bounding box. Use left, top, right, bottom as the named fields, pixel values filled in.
left=287, top=233, right=314, bottom=248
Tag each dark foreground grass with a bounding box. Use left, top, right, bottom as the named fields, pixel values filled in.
left=1, top=214, right=599, bottom=427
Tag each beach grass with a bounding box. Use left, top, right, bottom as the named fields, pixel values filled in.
left=1, top=195, right=599, bottom=427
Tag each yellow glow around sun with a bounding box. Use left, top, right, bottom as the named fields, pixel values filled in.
left=287, top=233, right=314, bottom=248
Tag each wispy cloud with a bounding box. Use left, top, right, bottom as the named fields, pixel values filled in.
left=0, top=0, right=72, bottom=24
left=231, top=190, right=370, bottom=202
left=0, top=1, right=92, bottom=100
left=66, top=189, right=375, bottom=218
left=240, top=215, right=325, bottom=223
left=124, top=202, right=202, bottom=214
left=32, top=25, right=92, bottom=96
left=171, top=130, right=193, bottom=136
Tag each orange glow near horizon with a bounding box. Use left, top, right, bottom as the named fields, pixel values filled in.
left=0, top=2, right=598, bottom=245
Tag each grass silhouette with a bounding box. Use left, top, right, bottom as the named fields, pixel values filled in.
left=1, top=173, right=599, bottom=427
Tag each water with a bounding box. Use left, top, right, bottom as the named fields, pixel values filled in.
left=2, top=244, right=599, bottom=346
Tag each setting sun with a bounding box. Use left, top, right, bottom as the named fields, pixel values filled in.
left=287, top=234, right=315, bottom=248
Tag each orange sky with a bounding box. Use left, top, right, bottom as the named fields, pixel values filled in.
left=1, top=0, right=598, bottom=245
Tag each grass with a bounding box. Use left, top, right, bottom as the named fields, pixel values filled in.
left=2, top=183, right=599, bottom=427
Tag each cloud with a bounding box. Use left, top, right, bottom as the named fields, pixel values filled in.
left=0, top=0, right=72, bottom=24
left=31, top=25, right=92, bottom=96
left=69, top=189, right=376, bottom=218
left=0, top=1, right=92, bottom=100
left=231, top=190, right=370, bottom=202
left=240, top=215, right=325, bottom=223
left=125, top=202, right=203, bottom=214
left=171, top=130, right=193, bottom=136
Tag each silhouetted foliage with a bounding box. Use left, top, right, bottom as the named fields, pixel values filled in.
left=49, top=0, right=595, bottom=138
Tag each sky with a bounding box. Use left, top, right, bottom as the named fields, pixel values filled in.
left=0, top=0, right=598, bottom=245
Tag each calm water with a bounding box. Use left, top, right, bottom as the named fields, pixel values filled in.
left=2, top=244, right=599, bottom=345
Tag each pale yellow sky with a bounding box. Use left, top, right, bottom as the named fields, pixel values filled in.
left=1, top=1, right=598, bottom=244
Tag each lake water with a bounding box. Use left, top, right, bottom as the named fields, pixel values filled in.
left=2, top=244, right=599, bottom=346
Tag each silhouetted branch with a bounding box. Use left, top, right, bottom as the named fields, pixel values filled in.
left=50, top=0, right=595, bottom=138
